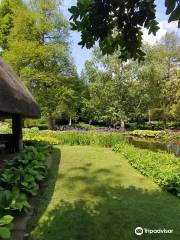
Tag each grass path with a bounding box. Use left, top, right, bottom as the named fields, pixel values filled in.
left=29, top=146, right=180, bottom=240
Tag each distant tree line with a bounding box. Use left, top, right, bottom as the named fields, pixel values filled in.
left=80, top=32, right=180, bottom=127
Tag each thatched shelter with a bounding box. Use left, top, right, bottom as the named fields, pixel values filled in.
left=0, top=59, right=40, bottom=152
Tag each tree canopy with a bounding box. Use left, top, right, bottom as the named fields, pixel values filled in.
left=0, top=0, right=84, bottom=128
left=69, top=0, right=180, bottom=60
left=80, top=32, right=180, bottom=125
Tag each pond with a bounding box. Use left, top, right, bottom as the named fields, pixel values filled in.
left=128, top=136, right=180, bottom=157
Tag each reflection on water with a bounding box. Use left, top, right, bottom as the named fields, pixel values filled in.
left=128, top=136, right=180, bottom=157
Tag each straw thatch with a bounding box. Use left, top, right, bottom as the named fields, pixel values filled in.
left=0, top=59, right=40, bottom=118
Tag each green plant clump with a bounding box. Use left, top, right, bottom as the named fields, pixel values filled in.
left=39, top=131, right=127, bottom=147
left=0, top=143, right=51, bottom=197
left=113, top=144, right=180, bottom=197
left=131, top=130, right=180, bottom=141
left=0, top=122, right=11, bottom=134
left=24, top=135, right=59, bottom=146
left=0, top=141, right=53, bottom=239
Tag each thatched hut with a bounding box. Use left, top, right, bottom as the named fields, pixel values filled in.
left=0, top=59, right=40, bottom=152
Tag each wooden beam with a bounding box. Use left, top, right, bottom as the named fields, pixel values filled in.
left=0, top=111, right=12, bottom=119
left=12, top=114, right=23, bottom=152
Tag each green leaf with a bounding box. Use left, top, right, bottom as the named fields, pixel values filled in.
left=78, top=0, right=91, bottom=5
left=168, top=5, right=180, bottom=22
left=0, top=216, right=13, bottom=226
left=0, top=227, right=11, bottom=239
left=165, top=0, right=176, bottom=14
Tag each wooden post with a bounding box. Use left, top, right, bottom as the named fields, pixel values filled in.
left=12, top=114, right=23, bottom=152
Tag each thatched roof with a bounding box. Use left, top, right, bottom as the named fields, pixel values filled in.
left=0, top=59, right=40, bottom=118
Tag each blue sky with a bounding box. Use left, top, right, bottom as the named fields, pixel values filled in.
left=62, top=0, right=179, bottom=75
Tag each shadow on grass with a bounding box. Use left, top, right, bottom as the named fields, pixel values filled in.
left=29, top=185, right=180, bottom=240
left=27, top=147, right=61, bottom=232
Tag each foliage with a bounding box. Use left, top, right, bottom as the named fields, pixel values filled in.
left=23, top=127, right=59, bottom=145
left=0, top=140, right=53, bottom=238
left=126, top=122, right=164, bottom=131
left=0, top=187, right=30, bottom=212
left=69, top=0, right=159, bottom=60
left=131, top=129, right=180, bottom=141
left=80, top=33, right=180, bottom=125
left=32, top=130, right=127, bottom=147
left=24, top=135, right=59, bottom=146
left=0, top=0, right=83, bottom=128
left=0, top=0, right=14, bottom=51
left=113, top=143, right=180, bottom=197
left=166, top=0, right=180, bottom=25
left=139, top=33, right=180, bottom=122
left=126, top=121, right=180, bottom=131
left=23, top=127, right=40, bottom=135
left=131, top=130, right=165, bottom=138
left=80, top=49, right=133, bottom=125
left=0, top=121, right=11, bottom=134
left=76, top=122, right=96, bottom=130
left=69, top=0, right=179, bottom=60
left=0, top=215, right=13, bottom=239
left=0, top=144, right=50, bottom=196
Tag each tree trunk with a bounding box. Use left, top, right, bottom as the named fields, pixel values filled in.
left=69, top=115, right=72, bottom=126
left=120, top=120, right=125, bottom=131
left=48, top=116, right=55, bottom=130
left=148, top=109, right=151, bottom=123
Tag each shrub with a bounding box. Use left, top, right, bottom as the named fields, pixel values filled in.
left=23, top=127, right=40, bottom=135
left=167, top=122, right=180, bottom=129
left=0, top=144, right=50, bottom=196
left=24, top=135, right=59, bottom=145
left=76, top=122, right=96, bottom=130
left=0, top=122, right=11, bottom=134
left=113, top=144, right=180, bottom=197
left=0, top=187, right=30, bottom=212
left=131, top=130, right=165, bottom=138
left=37, top=123, right=48, bottom=130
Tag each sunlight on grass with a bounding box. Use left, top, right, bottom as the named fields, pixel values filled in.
left=29, top=146, right=180, bottom=240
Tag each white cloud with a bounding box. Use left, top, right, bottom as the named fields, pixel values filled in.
left=143, top=21, right=179, bottom=45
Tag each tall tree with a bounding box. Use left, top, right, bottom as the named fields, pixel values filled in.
left=81, top=48, right=135, bottom=126
left=1, top=0, right=81, bottom=129
left=0, top=0, right=14, bottom=51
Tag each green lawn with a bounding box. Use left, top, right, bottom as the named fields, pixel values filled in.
left=29, top=146, right=180, bottom=240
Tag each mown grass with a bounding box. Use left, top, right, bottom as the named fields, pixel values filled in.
left=28, top=146, right=180, bottom=240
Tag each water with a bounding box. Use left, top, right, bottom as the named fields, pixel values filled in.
left=128, top=136, right=180, bottom=157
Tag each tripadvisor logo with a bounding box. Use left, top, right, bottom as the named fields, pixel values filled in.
left=135, top=227, right=143, bottom=236
left=135, top=227, right=174, bottom=236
